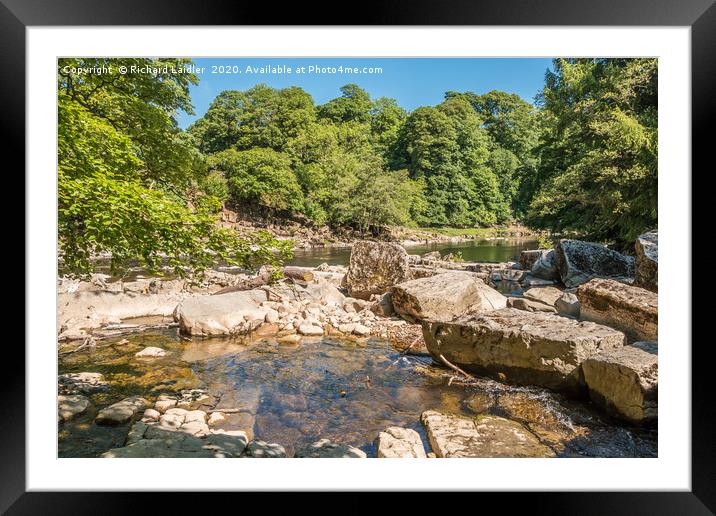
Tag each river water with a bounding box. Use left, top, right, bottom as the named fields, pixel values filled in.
left=288, top=238, right=540, bottom=267
left=58, top=329, right=657, bottom=458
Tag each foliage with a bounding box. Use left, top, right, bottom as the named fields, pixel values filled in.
left=526, top=58, right=658, bottom=244
left=58, top=58, right=291, bottom=277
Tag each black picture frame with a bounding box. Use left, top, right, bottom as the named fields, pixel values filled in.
left=5, top=0, right=709, bottom=513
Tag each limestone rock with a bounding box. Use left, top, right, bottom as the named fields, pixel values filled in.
left=96, top=397, right=150, bottom=425
left=519, top=250, right=546, bottom=271
left=175, top=289, right=270, bottom=336
left=634, top=230, right=658, bottom=292
left=576, top=278, right=657, bottom=342
left=507, top=297, right=557, bottom=313
left=134, top=346, right=167, bottom=358
left=58, top=372, right=108, bottom=395
left=421, top=411, right=555, bottom=458
left=531, top=249, right=559, bottom=281
left=555, top=292, right=580, bottom=319
left=582, top=342, right=658, bottom=425
left=245, top=440, right=287, bottom=458
left=58, top=394, right=90, bottom=422
left=343, top=241, right=412, bottom=300
left=422, top=308, right=625, bottom=393
left=391, top=271, right=506, bottom=322
left=523, top=286, right=563, bottom=307
left=375, top=427, right=426, bottom=458
left=555, top=239, right=635, bottom=288
left=298, top=323, right=324, bottom=336
left=295, top=439, right=366, bottom=458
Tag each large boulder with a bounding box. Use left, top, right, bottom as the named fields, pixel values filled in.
left=421, top=410, right=555, bottom=458
left=375, top=427, right=426, bottom=458
left=174, top=289, right=270, bottom=336
left=576, top=278, right=657, bottom=342
left=343, top=241, right=412, bottom=300
left=555, top=239, right=635, bottom=288
left=634, top=230, right=658, bottom=292
left=422, top=308, right=626, bottom=394
left=582, top=342, right=658, bottom=425
left=531, top=249, right=559, bottom=281
left=391, top=271, right=507, bottom=322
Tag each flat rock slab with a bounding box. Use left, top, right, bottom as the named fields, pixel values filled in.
left=295, top=439, right=366, bottom=458
left=58, top=372, right=108, bottom=394
left=507, top=297, right=556, bottom=313
left=391, top=271, right=506, bottom=322
left=422, top=308, right=626, bottom=394
left=175, top=289, right=269, bottom=336
left=582, top=342, right=658, bottom=425
left=375, top=427, right=426, bottom=458
left=577, top=278, right=657, bottom=342
left=58, top=394, right=90, bottom=422
left=556, top=239, right=635, bottom=288
left=634, top=230, right=658, bottom=292
left=421, top=410, right=555, bottom=458
left=343, top=241, right=412, bottom=300
left=523, top=286, right=563, bottom=306
left=95, top=396, right=150, bottom=425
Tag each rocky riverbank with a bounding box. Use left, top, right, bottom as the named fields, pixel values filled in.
left=58, top=229, right=658, bottom=458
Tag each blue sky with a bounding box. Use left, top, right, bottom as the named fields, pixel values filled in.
left=177, top=57, right=555, bottom=129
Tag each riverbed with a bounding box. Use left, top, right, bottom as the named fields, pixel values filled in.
left=58, top=329, right=656, bottom=458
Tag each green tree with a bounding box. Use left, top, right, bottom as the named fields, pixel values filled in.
left=58, top=58, right=291, bottom=277
left=208, top=148, right=304, bottom=213
left=318, top=84, right=373, bottom=124
left=526, top=58, right=658, bottom=244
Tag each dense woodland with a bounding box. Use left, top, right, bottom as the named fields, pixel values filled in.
left=58, top=58, right=657, bottom=276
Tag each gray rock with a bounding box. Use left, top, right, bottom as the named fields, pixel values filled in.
left=58, top=394, right=90, bottom=422
left=531, top=249, right=559, bottom=281
left=371, top=292, right=396, bottom=317
left=391, top=271, right=506, bottom=322
left=375, top=427, right=426, bottom=458
left=422, top=308, right=626, bottom=394
left=555, top=239, right=635, bottom=288
left=245, top=440, right=287, bottom=458
left=343, top=241, right=412, bottom=300
left=421, top=410, right=555, bottom=458
left=175, top=289, right=270, bottom=336
left=296, top=438, right=366, bottom=458
left=555, top=292, right=580, bottom=319
left=582, top=342, right=658, bottom=425
left=634, top=230, right=658, bottom=292
left=422, top=251, right=441, bottom=260
left=520, top=275, right=557, bottom=288
left=298, top=323, right=324, bottom=336
left=577, top=278, right=657, bottom=342
left=95, top=397, right=150, bottom=425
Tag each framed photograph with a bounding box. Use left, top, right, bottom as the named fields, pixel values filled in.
left=8, top=0, right=711, bottom=512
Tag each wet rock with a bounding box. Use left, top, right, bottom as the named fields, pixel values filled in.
left=421, top=410, right=555, bottom=458
left=391, top=272, right=506, bottom=322
left=174, top=289, right=270, bottom=336
left=520, top=275, right=557, bottom=288
left=577, top=278, right=657, bottom=342
left=375, top=427, right=426, bottom=458
left=245, top=440, right=287, bottom=458
left=296, top=438, right=366, bottom=458
left=134, top=346, right=167, bottom=358
left=531, top=249, right=559, bottom=281
left=422, top=308, right=626, bottom=394
left=58, top=394, right=90, bottom=422
left=519, top=250, right=546, bottom=271
left=95, top=396, right=150, bottom=425
left=523, top=286, right=563, bottom=307
left=582, top=342, right=658, bottom=425
left=343, top=241, right=412, bottom=300
left=555, top=292, right=580, bottom=319
left=58, top=372, right=108, bottom=395
left=489, top=268, right=525, bottom=282
left=634, top=230, right=658, bottom=292
left=463, top=393, right=495, bottom=414
left=555, top=239, right=635, bottom=288
left=298, top=323, right=324, bottom=336
left=507, top=297, right=557, bottom=313
left=278, top=334, right=301, bottom=345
